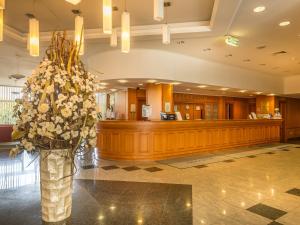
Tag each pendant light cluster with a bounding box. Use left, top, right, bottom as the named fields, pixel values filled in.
left=0, top=0, right=5, bottom=42
left=19, top=0, right=173, bottom=57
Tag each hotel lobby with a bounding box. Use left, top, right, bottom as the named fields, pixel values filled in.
left=0, top=0, right=300, bottom=225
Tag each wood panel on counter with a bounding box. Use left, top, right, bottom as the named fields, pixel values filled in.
left=97, top=120, right=282, bottom=161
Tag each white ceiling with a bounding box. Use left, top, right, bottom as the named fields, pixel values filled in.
left=0, top=0, right=300, bottom=96
left=4, top=0, right=215, bottom=32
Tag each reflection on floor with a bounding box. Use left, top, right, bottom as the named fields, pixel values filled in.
left=0, top=142, right=300, bottom=225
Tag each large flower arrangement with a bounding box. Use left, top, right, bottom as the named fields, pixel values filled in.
left=11, top=32, right=97, bottom=157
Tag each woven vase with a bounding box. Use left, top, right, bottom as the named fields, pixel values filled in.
left=40, top=149, right=73, bottom=222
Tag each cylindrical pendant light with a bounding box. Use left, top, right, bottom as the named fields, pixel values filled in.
left=162, top=24, right=170, bottom=44
left=121, top=11, right=130, bottom=53
left=74, top=15, right=84, bottom=55
left=154, top=0, right=164, bottom=21
left=0, top=0, right=5, bottom=9
left=0, top=10, right=3, bottom=42
left=110, top=28, right=117, bottom=47
left=29, top=18, right=39, bottom=57
left=103, top=0, right=112, bottom=34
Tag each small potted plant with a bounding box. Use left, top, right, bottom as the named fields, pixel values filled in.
left=10, top=32, right=97, bottom=222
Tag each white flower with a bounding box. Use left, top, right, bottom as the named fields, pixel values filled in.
left=58, top=94, right=67, bottom=101
left=91, top=110, right=97, bottom=119
left=71, top=130, right=79, bottom=138
left=89, top=128, right=96, bottom=138
left=70, top=95, right=79, bottom=103
left=21, top=140, right=34, bottom=151
left=61, top=107, right=72, bottom=118
left=10, top=147, right=20, bottom=157
left=80, top=127, right=89, bottom=138
left=83, top=100, right=92, bottom=109
left=61, top=132, right=71, bottom=140
left=28, top=128, right=36, bottom=139
left=38, top=103, right=49, bottom=113
left=89, top=138, right=96, bottom=147
left=46, top=122, right=55, bottom=132
left=37, top=114, right=46, bottom=121
left=45, top=84, right=55, bottom=94
left=54, top=116, right=64, bottom=124
left=55, top=125, right=62, bottom=134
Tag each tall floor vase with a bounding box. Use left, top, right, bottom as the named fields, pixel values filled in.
left=40, top=149, right=73, bottom=222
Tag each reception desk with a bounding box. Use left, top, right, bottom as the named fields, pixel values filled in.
left=97, top=120, right=282, bottom=161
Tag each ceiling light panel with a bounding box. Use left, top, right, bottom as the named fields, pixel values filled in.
left=65, top=0, right=81, bottom=5
left=253, top=6, right=266, bottom=13
left=279, top=21, right=290, bottom=27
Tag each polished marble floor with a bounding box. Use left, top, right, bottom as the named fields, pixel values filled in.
left=0, top=142, right=300, bottom=225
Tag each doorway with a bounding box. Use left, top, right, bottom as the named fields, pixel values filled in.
left=225, top=103, right=234, bottom=120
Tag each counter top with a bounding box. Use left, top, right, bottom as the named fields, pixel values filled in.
left=98, top=119, right=282, bottom=130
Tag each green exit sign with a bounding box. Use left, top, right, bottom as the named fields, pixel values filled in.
left=225, top=36, right=239, bottom=47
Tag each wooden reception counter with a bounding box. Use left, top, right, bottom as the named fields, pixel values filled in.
left=97, top=119, right=282, bottom=161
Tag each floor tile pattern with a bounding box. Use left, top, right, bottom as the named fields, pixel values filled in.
left=268, top=222, right=284, bottom=225
left=122, top=166, right=141, bottom=171
left=101, top=165, right=120, bottom=170
left=286, top=188, right=300, bottom=197
left=247, top=203, right=287, bottom=220
left=144, top=167, right=163, bottom=172
left=0, top=142, right=300, bottom=225
left=0, top=180, right=192, bottom=225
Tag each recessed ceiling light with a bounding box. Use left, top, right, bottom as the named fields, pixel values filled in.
left=279, top=21, right=290, bottom=27
left=255, top=92, right=263, bottom=95
left=243, top=59, right=251, bottom=62
left=138, top=83, right=143, bottom=86
left=171, top=82, right=181, bottom=85
left=98, top=215, right=104, bottom=220
left=98, top=86, right=106, bottom=90
left=268, top=93, right=275, bottom=96
left=220, top=87, right=229, bottom=91
left=99, top=82, right=108, bottom=85
left=110, top=88, right=117, bottom=92
left=186, top=88, right=191, bottom=91
left=147, top=79, right=157, bottom=83
left=198, top=85, right=207, bottom=88
left=225, top=54, right=233, bottom=57
left=118, top=79, right=128, bottom=83
left=109, top=205, right=116, bottom=210
left=239, top=90, right=247, bottom=93
left=253, top=6, right=266, bottom=13
left=260, top=63, right=266, bottom=66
